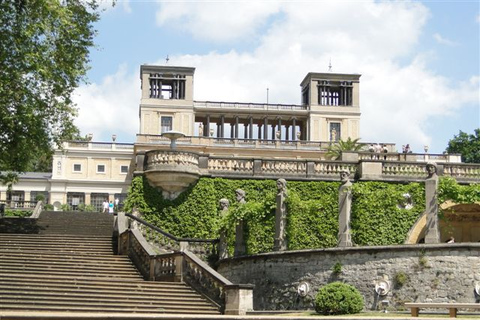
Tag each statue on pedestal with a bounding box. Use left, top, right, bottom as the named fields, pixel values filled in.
left=274, top=178, right=288, bottom=251
left=338, top=169, right=353, bottom=247
left=234, top=189, right=246, bottom=256
left=218, top=198, right=230, bottom=259
left=424, top=162, right=440, bottom=244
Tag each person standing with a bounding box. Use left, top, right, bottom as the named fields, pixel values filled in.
left=108, top=201, right=114, bottom=214
left=102, top=200, right=109, bottom=213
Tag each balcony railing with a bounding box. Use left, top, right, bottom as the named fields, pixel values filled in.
left=194, top=101, right=308, bottom=111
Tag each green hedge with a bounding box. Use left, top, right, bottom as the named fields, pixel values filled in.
left=123, top=176, right=478, bottom=254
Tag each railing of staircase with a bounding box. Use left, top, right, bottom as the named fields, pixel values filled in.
left=124, top=213, right=218, bottom=260
left=116, top=212, right=253, bottom=314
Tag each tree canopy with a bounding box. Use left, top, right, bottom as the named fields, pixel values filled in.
left=0, top=0, right=100, bottom=173
left=326, top=137, right=363, bottom=160
left=445, top=129, right=480, bottom=163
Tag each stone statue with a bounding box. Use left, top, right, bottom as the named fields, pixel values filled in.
left=424, top=162, right=440, bottom=243
left=234, top=189, right=246, bottom=256
left=198, top=123, right=204, bottom=136
left=274, top=178, right=288, bottom=251
left=218, top=198, right=229, bottom=259
left=331, top=128, right=337, bottom=142
left=426, top=162, right=438, bottom=180
left=235, top=189, right=246, bottom=204
left=338, top=169, right=353, bottom=247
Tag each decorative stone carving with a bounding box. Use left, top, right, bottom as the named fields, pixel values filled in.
left=338, top=169, right=353, bottom=247
left=218, top=198, right=230, bottom=260
left=274, top=179, right=288, bottom=251
left=234, top=189, right=246, bottom=257
left=424, top=162, right=440, bottom=244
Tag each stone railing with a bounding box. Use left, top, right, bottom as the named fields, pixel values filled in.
left=136, top=134, right=396, bottom=153
left=194, top=100, right=307, bottom=111
left=114, top=212, right=253, bottom=315
left=125, top=213, right=217, bottom=259
left=146, top=150, right=199, bottom=169
left=444, top=163, right=480, bottom=181
left=358, top=152, right=462, bottom=163
left=0, top=200, right=38, bottom=210
left=64, top=141, right=134, bottom=151
left=137, top=149, right=479, bottom=184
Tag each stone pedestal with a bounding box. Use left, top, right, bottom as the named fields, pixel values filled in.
left=424, top=177, right=440, bottom=244
left=224, top=284, right=254, bottom=315
left=234, top=220, right=246, bottom=256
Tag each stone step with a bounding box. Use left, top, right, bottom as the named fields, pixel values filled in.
left=0, top=267, right=142, bottom=279
left=0, top=283, right=203, bottom=298
left=0, top=252, right=132, bottom=263
left=0, top=259, right=139, bottom=272
left=0, top=303, right=220, bottom=314
left=0, top=274, right=196, bottom=291
left=0, top=292, right=219, bottom=310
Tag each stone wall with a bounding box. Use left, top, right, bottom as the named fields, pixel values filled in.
left=217, top=243, right=480, bottom=311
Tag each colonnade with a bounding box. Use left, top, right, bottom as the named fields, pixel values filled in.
left=197, top=115, right=305, bottom=141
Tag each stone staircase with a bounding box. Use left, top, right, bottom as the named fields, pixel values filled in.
left=0, top=211, right=221, bottom=316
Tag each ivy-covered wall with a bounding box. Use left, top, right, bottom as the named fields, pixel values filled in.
left=125, top=176, right=471, bottom=254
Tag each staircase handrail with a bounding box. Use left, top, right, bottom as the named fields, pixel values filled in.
left=115, top=213, right=253, bottom=315
left=125, top=213, right=219, bottom=244
left=29, top=201, right=44, bottom=218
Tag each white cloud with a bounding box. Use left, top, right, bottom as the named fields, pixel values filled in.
left=433, top=33, right=458, bottom=46
left=73, top=64, right=139, bottom=142
left=155, top=1, right=281, bottom=42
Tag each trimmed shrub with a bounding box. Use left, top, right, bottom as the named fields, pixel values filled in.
left=314, top=282, right=364, bottom=315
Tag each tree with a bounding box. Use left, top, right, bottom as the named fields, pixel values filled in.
left=0, top=0, right=101, bottom=174
left=446, top=129, right=480, bottom=163
left=326, top=137, right=363, bottom=160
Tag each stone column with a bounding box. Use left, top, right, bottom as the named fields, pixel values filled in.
left=263, top=118, right=268, bottom=140
left=249, top=117, right=254, bottom=139
left=338, top=170, right=353, bottom=247
left=424, top=162, right=440, bottom=244
left=274, top=179, right=288, bottom=251
left=218, top=198, right=230, bottom=260
left=234, top=189, right=246, bottom=257
left=220, top=115, right=225, bottom=138
left=292, top=118, right=297, bottom=141
left=205, top=115, right=210, bottom=137
left=235, top=116, right=239, bottom=139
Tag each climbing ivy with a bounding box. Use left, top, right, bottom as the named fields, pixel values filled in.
left=124, top=176, right=478, bottom=254
left=350, top=182, right=425, bottom=246
left=438, top=177, right=480, bottom=204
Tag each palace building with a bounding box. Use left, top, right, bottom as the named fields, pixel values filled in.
left=0, top=64, right=474, bottom=211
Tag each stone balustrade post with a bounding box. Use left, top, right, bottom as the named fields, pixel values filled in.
left=224, top=284, right=254, bottom=315
left=174, top=254, right=184, bottom=282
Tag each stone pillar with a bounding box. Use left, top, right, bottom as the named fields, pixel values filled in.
left=249, top=117, right=254, bottom=139
left=274, top=179, right=288, bottom=251
left=292, top=118, right=297, bottom=141
left=205, top=115, right=210, bottom=137
left=220, top=115, right=225, bottom=138
left=271, top=124, right=276, bottom=141
left=263, top=118, right=268, bottom=140
left=277, top=118, right=282, bottom=140
left=235, top=116, right=239, bottom=139
left=224, top=284, right=254, bottom=315
left=424, top=162, right=440, bottom=244
left=243, top=124, right=248, bottom=139
left=338, top=170, right=353, bottom=247
left=218, top=198, right=230, bottom=260
left=234, top=189, right=246, bottom=256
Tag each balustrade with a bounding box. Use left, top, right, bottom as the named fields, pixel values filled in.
left=208, top=158, right=253, bottom=174
left=261, top=160, right=306, bottom=176
left=382, top=162, right=426, bottom=178
left=444, top=164, right=480, bottom=180
left=314, top=162, right=357, bottom=177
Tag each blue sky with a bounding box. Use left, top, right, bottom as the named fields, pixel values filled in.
left=73, top=0, right=480, bottom=154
